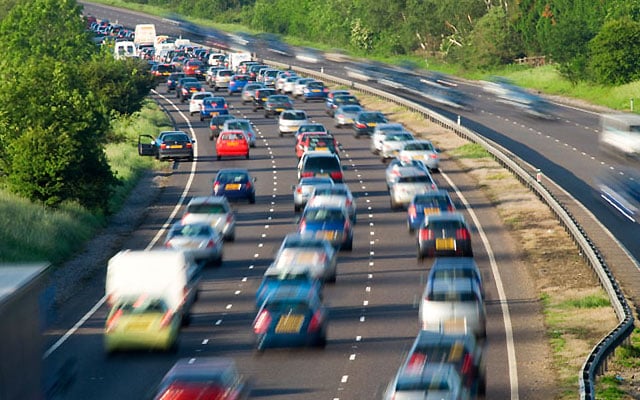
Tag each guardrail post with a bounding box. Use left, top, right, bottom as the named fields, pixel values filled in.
left=536, top=169, right=542, bottom=183
left=631, top=98, right=634, bottom=112
left=457, top=115, right=461, bottom=125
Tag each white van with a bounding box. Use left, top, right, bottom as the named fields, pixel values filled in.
left=113, top=41, right=137, bottom=60
left=105, top=249, right=201, bottom=321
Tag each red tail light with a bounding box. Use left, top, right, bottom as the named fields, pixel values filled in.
left=186, top=142, right=193, bottom=149
left=296, top=187, right=303, bottom=194
left=456, top=228, right=470, bottom=240
left=224, top=103, right=228, bottom=109
left=213, top=181, right=220, bottom=193
left=330, top=171, right=343, bottom=181
left=355, top=122, right=367, bottom=129
left=419, top=228, right=434, bottom=241
left=407, top=352, right=427, bottom=372
left=226, top=214, right=234, bottom=224
left=301, top=172, right=314, bottom=178
left=206, top=239, right=216, bottom=248
left=431, top=183, right=437, bottom=190
left=160, top=143, right=167, bottom=150
left=461, top=354, right=473, bottom=375
left=106, top=309, right=123, bottom=332
left=345, top=199, right=352, bottom=207
left=429, top=153, right=438, bottom=159
left=165, top=241, right=173, bottom=248
left=408, top=204, right=417, bottom=218
left=254, top=310, right=272, bottom=334
left=299, top=219, right=306, bottom=231
left=308, top=310, right=323, bottom=332
left=181, top=213, right=189, bottom=224
left=447, top=204, right=455, bottom=212
left=159, top=311, right=174, bottom=327
left=343, top=220, right=351, bottom=233
left=336, top=114, right=344, bottom=119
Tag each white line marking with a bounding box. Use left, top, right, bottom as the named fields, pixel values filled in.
left=202, top=339, right=209, bottom=345
left=215, top=320, right=222, bottom=326
left=341, top=376, right=349, bottom=383
left=225, top=304, right=232, bottom=310
left=349, top=354, right=356, bottom=360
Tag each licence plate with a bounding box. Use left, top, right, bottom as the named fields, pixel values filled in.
left=367, top=123, right=376, bottom=127
left=225, top=184, right=241, bottom=190
left=443, top=319, right=467, bottom=334
left=316, top=173, right=329, bottom=177
left=318, top=231, right=337, bottom=240
left=312, top=89, right=320, bottom=93
left=276, top=108, right=284, bottom=112
left=125, top=322, right=151, bottom=331
left=423, top=208, right=440, bottom=215
left=170, top=145, right=183, bottom=149
left=435, top=238, right=455, bottom=250
left=275, top=315, right=304, bottom=333
left=210, top=111, right=219, bottom=116
left=228, top=142, right=238, bottom=146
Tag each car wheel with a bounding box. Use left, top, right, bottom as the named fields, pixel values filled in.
left=242, top=100, right=246, bottom=105
left=353, top=132, right=360, bottom=139
left=390, top=198, right=397, bottom=210
left=181, top=312, right=191, bottom=326
left=408, top=223, right=415, bottom=234
left=200, top=115, right=204, bottom=121
left=315, top=335, right=327, bottom=348
left=294, top=204, right=300, bottom=212
left=249, top=195, right=255, bottom=204
left=279, top=131, right=283, bottom=137
left=253, top=107, right=258, bottom=112
left=327, top=273, right=337, bottom=283
left=225, top=232, right=235, bottom=242
left=217, top=155, right=221, bottom=161
left=264, top=112, right=269, bottom=118
left=342, top=237, right=353, bottom=251
left=246, top=152, right=250, bottom=160
left=303, top=97, right=307, bottom=103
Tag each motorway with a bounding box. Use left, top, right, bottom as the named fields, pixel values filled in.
left=41, top=2, right=638, bottom=399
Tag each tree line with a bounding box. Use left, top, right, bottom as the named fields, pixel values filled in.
left=0, top=0, right=156, bottom=212
left=133, top=0, right=640, bottom=84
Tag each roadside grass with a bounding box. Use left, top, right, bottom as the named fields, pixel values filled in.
left=448, top=143, right=490, bottom=159
left=0, top=100, right=170, bottom=265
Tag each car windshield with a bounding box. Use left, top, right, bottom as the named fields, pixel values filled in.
left=304, top=156, right=340, bottom=170
left=218, top=70, right=232, bottom=77
left=395, top=376, right=451, bottom=391
left=307, top=81, right=324, bottom=89
left=221, top=133, right=245, bottom=141
left=415, top=195, right=450, bottom=207
left=340, top=106, right=362, bottom=113
left=115, top=297, right=168, bottom=314
left=361, top=113, right=385, bottom=122
left=266, top=300, right=311, bottom=314
left=405, top=142, right=434, bottom=151
left=233, top=75, right=248, bottom=81
left=398, top=175, right=432, bottom=184
left=299, top=125, right=325, bottom=133
left=428, top=289, right=480, bottom=302
left=387, top=133, right=414, bottom=141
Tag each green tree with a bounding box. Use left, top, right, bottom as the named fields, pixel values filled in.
left=588, top=17, right=640, bottom=85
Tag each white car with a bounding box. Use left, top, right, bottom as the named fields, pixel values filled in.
left=384, top=363, right=470, bottom=400
left=371, top=123, right=406, bottom=154
left=282, top=76, right=300, bottom=94
left=241, top=83, right=264, bottom=104
left=279, top=109, right=309, bottom=136
left=398, top=140, right=440, bottom=170
left=306, top=183, right=357, bottom=223
left=389, top=168, right=438, bottom=210
left=188, top=91, right=214, bottom=116
left=380, top=131, right=416, bottom=160
left=293, top=78, right=315, bottom=97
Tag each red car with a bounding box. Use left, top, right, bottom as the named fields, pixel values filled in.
left=182, top=59, right=204, bottom=80
left=216, top=130, right=249, bottom=160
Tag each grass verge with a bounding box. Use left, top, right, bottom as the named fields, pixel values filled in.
left=0, top=100, right=171, bottom=265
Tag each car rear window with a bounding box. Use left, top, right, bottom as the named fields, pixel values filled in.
left=398, top=175, right=433, bottom=184
left=283, top=111, right=306, bottom=120
left=405, top=142, right=434, bottom=151
left=427, top=290, right=480, bottom=302
left=163, top=134, right=189, bottom=142
left=187, top=204, right=226, bottom=214
left=218, top=70, right=232, bottom=77
left=266, top=301, right=310, bottom=314
left=304, top=156, right=340, bottom=170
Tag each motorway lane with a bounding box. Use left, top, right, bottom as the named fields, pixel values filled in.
left=39, top=73, right=560, bottom=398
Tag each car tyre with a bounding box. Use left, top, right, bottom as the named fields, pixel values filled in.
left=353, top=132, right=360, bottom=139
left=342, top=237, right=353, bottom=251
left=217, top=155, right=221, bottom=161
left=294, top=204, right=300, bottom=212
left=200, top=115, right=204, bottom=121
left=225, top=232, right=235, bottom=242
left=249, top=195, right=256, bottom=204
left=246, top=152, right=250, bottom=160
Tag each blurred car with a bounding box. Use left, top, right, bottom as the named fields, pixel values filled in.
left=261, top=68, right=281, bottom=88
left=164, top=222, right=223, bottom=266
left=407, top=190, right=456, bottom=233
left=252, top=88, right=277, bottom=111
left=419, top=274, right=486, bottom=339
left=152, top=357, right=247, bottom=400
left=334, top=104, right=364, bottom=128
left=223, top=118, right=257, bottom=147
left=383, top=362, right=471, bottom=400
left=181, top=196, right=235, bottom=241
left=389, top=167, right=438, bottom=210
left=216, top=131, right=250, bottom=161
left=282, top=75, right=301, bottom=94
left=306, top=183, right=356, bottom=223
left=212, top=168, right=256, bottom=204
left=150, top=63, right=176, bottom=80
left=380, top=131, right=416, bottom=161
left=399, top=139, right=440, bottom=171
left=298, top=152, right=345, bottom=183
left=296, top=133, right=338, bottom=159
left=166, top=72, right=186, bottom=93
left=371, top=123, right=407, bottom=154
left=273, top=233, right=338, bottom=282
left=104, top=296, right=179, bottom=353
left=241, top=82, right=264, bottom=104
left=292, top=176, right=335, bottom=212
left=301, top=80, right=329, bottom=102
left=596, top=166, right=640, bottom=223
left=326, top=94, right=360, bottom=117
left=279, top=109, right=309, bottom=136
left=293, top=77, right=315, bottom=97
left=175, top=77, right=199, bottom=99
left=352, top=111, right=388, bottom=138
left=417, top=212, right=473, bottom=259
left=212, top=68, right=233, bottom=91
left=138, top=130, right=195, bottom=162
left=247, top=64, right=268, bottom=81
left=188, top=91, right=214, bottom=116
left=179, top=81, right=204, bottom=103
left=264, top=94, right=294, bottom=118
left=253, top=285, right=327, bottom=350
left=295, top=123, right=329, bottom=139
left=385, top=158, right=429, bottom=188
left=209, top=114, right=237, bottom=140
left=428, top=257, right=484, bottom=296
left=298, top=204, right=353, bottom=251
left=227, top=74, right=249, bottom=95
left=205, top=66, right=224, bottom=87
left=182, top=59, right=205, bottom=80
left=199, top=96, right=229, bottom=121
left=276, top=71, right=297, bottom=93
left=255, top=264, right=323, bottom=307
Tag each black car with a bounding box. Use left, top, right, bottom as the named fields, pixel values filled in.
left=252, top=88, right=277, bottom=112
left=352, top=111, right=388, bottom=138
left=298, top=153, right=345, bottom=183
left=138, top=130, right=195, bottom=162
left=166, top=72, right=186, bottom=93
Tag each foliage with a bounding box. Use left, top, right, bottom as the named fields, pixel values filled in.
left=588, top=17, right=640, bottom=85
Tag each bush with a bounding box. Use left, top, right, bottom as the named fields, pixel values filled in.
left=588, top=17, right=640, bottom=85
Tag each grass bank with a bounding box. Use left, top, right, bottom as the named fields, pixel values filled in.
left=0, top=100, right=171, bottom=265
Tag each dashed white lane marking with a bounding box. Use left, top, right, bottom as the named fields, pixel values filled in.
left=341, top=376, right=349, bottom=383
left=225, top=304, right=232, bottom=310
left=202, top=339, right=209, bottom=345
left=215, top=320, right=222, bottom=326
left=349, top=354, right=356, bottom=361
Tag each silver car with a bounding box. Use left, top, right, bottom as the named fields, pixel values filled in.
left=272, top=233, right=338, bottom=283
left=380, top=131, right=416, bottom=160
left=223, top=118, right=257, bottom=147
left=384, top=362, right=470, bottom=400
left=293, top=77, right=315, bottom=97
left=164, top=222, right=223, bottom=266
left=389, top=167, right=438, bottom=210
left=279, top=109, right=309, bottom=136
left=333, top=105, right=363, bottom=128
left=419, top=276, right=487, bottom=339
left=370, top=122, right=405, bottom=154
left=181, top=196, right=236, bottom=241
left=241, top=83, right=264, bottom=104
left=398, top=140, right=440, bottom=171
left=292, top=177, right=335, bottom=212
left=306, top=183, right=356, bottom=223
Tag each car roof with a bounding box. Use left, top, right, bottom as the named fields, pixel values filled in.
left=187, top=195, right=229, bottom=206
left=424, top=212, right=466, bottom=224
left=164, top=357, right=238, bottom=381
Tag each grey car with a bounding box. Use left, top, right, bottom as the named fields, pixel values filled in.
left=388, top=167, right=438, bottom=210
left=380, top=131, right=416, bottom=161
left=398, top=139, right=440, bottom=171
left=137, top=130, right=195, bottom=162
left=272, top=233, right=338, bottom=283
left=370, top=122, right=407, bottom=154
left=292, top=177, right=335, bottom=212
left=333, top=105, right=363, bottom=128
left=164, top=222, right=223, bottom=266
left=181, top=196, right=236, bottom=241
left=223, top=118, right=257, bottom=147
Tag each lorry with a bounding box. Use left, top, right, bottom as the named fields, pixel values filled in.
left=105, top=249, right=201, bottom=322
left=227, top=51, right=253, bottom=72
left=134, top=23, right=157, bottom=55
left=599, top=113, right=640, bottom=161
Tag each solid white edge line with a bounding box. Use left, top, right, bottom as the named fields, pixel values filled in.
left=440, top=170, right=519, bottom=400
left=44, top=90, right=198, bottom=359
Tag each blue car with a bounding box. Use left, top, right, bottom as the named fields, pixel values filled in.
left=199, top=97, right=229, bottom=121
left=298, top=205, right=353, bottom=251
left=255, top=265, right=323, bottom=307
left=302, top=80, right=328, bottom=102
left=227, top=74, right=249, bottom=95
left=407, top=190, right=456, bottom=233
left=212, top=168, right=256, bottom=203
left=253, top=285, right=327, bottom=350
